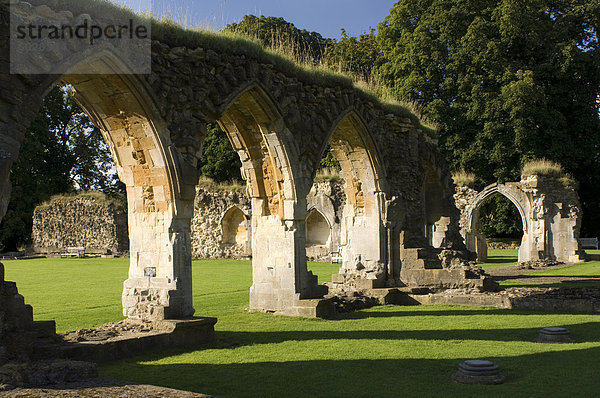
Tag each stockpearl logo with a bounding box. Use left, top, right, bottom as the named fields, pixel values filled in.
left=10, top=1, right=152, bottom=75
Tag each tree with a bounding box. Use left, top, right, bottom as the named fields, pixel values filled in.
left=198, top=123, right=242, bottom=183
left=376, top=0, right=600, bottom=236
left=0, top=86, right=121, bottom=251
left=224, top=15, right=333, bottom=64
left=479, top=196, right=523, bottom=239
left=324, top=28, right=384, bottom=81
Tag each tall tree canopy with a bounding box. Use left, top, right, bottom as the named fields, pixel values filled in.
left=0, top=86, right=121, bottom=251
left=198, top=123, right=242, bottom=183
left=376, top=0, right=600, bottom=235
left=224, top=15, right=333, bottom=64
left=324, top=28, right=384, bottom=81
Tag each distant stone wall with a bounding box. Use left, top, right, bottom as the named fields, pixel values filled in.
left=191, top=188, right=252, bottom=259
left=455, top=174, right=584, bottom=264
left=306, top=179, right=346, bottom=261
left=32, top=195, right=128, bottom=255
left=191, top=179, right=346, bottom=260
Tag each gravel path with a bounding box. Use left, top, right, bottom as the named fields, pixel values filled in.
left=1, top=378, right=212, bottom=397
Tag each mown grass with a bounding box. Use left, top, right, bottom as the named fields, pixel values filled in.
left=499, top=260, right=600, bottom=288
left=2, top=258, right=339, bottom=332
left=478, top=248, right=519, bottom=269
left=4, top=256, right=600, bottom=396
left=478, top=248, right=600, bottom=288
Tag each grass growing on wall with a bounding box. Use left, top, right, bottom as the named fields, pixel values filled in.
left=451, top=170, right=476, bottom=188
left=18, top=0, right=439, bottom=137
left=4, top=254, right=600, bottom=396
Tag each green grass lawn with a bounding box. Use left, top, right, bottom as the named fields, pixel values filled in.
left=499, top=260, right=600, bottom=288
left=478, top=248, right=519, bottom=269
left=4, top=257, right=600, bottom=397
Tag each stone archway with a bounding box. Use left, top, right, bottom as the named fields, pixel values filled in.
left=464, top=184, right=529, bottom=263
left=305, top=209, right=331, bottom=260
left=320, top=110, right=388, bottom=286
left=221, top=206, right=249, bottom=246
left=458, top=176, right=584, bottom=264
left=217, top=84, right=326, bottom=314
left=0, top=1, right=496, bottom=328
left=55, top=61, right=197, bottom=321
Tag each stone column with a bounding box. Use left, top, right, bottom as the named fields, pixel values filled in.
left=338, top=191, right=386, bottom=284
left=249, top=196, right=326, bottom=314
left=122, top=186, right=196, bottom=321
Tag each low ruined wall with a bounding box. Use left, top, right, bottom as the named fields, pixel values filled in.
left=191, top=188, right=252, bottom=259
left=30, top=180, right=348, bottom=260
left=191, top=179, right=346, bottom=260
left=32, top=194, right=128, bottom=255
left=408, top=287, right=600, bottom=314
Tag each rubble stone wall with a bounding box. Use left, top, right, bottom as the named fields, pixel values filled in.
left=191, top=188, right=252, bottom=259
left=191, top=179, right=346, bottom=260
left=32, top=195, right=128, bottom=255
left=454, top=174, right=584, bottom=264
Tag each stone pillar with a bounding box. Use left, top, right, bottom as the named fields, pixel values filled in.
left=337, top=191, right=386, bottom=285
left=475, top=234, right=488, bottom=262
left=122, top=185, right=196, bottom=321
left=249, top=197, right=326, bottom=314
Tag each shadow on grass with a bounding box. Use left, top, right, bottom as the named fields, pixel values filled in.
left=495, top=274, right=600, bottom=281
left=212, top=322, right=600, bottom=346
left=482, top=257, right=518, bottom=264
left=102, top=347, right=600, bottom=398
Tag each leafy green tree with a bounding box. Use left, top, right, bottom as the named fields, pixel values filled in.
left=198, top=123, right=242, bottom=183
left=376, top=0, right=600, bottom=236
left=0, top=86, right=121, bottom=251
left=224, top=15, right=333, bottom=64
left=479, top=196, right=523, bottom=239
left=324, top=28, right=384, bottom=81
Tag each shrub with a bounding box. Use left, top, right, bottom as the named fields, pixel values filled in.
left=452, top=170, right=476, bottom=188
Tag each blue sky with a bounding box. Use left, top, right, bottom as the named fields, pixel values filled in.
left=111, top=0, right=396, bottom=39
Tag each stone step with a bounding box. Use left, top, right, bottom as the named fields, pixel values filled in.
left=401, top=248, right=443, bottom=269
left=361, top=287, right=433, bottom=305
left=293, top=298, right=335, bottom=319
left=30, top=341, right=62, bottom=360
left=354, top=279, right=385, bottom=290
left=31, top=320, right=57, bottom=337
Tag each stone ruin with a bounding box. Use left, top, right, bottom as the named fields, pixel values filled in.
left=0, top=0, right=495, bottom=325
left=454, top=173, right=585, bottom=266
left=191, top=186, right=252, bottom=259
left=0, top=262, right=98, bottom=389
left=0, top=263, right=58, bottom=366
left=32, top=194, right=129, bottom=256
left=191, top=178, right=345, bottom=261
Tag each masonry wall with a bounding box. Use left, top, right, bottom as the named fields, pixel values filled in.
left=191, top=187, right=252, bottom=259
left=191, top=179, right=346, bottom=260
left=32, top=195, right=128, bottom=255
